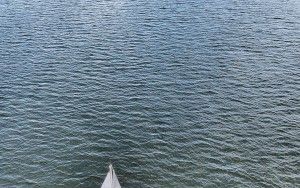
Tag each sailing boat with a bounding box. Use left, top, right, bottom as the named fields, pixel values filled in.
left=101, top=164, right=121, bottom=188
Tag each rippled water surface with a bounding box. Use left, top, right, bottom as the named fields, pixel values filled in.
left=1, top=0, right=300, bottom=187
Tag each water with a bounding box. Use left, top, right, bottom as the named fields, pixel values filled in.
left=0, top=0, right=299, bottom=187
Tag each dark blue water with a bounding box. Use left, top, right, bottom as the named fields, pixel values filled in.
left=0, top=0, right=299, bottom=187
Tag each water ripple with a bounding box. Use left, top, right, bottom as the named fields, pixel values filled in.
left=1, top=0, right=299, bottom=187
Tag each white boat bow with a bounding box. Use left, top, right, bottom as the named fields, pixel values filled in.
left=101, top=164, right=121, bottom=188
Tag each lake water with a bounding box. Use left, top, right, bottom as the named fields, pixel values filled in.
left=0, top=0, right=299, bottom=187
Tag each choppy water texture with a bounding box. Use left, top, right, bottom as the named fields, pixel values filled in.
left=0, top=0, right=300, bottom=187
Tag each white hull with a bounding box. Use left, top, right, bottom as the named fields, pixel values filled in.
left=101, top=165, right=121, bottom=188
